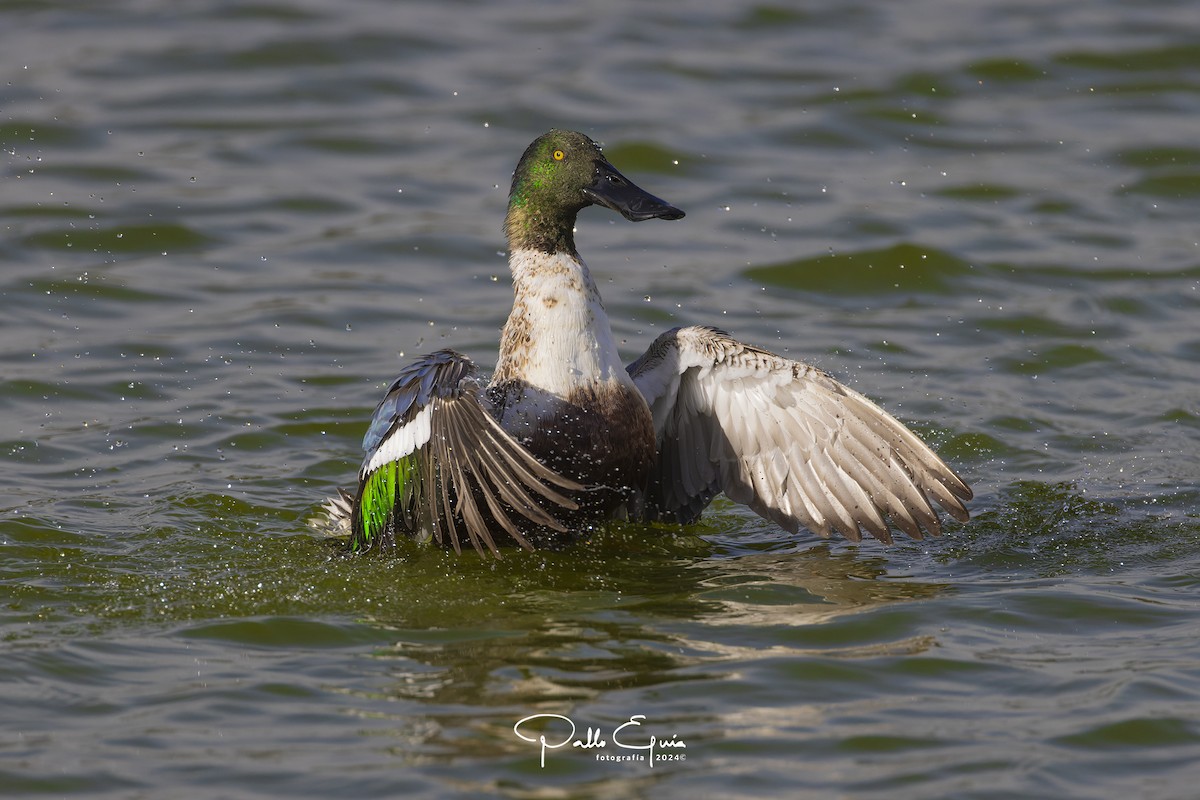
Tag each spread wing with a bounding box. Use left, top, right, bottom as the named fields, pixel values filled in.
left=351, top=349, right=582, bottom=557
left=627, top=326, right=972, bottom=543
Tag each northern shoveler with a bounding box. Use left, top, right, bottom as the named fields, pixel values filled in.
left=318, top=129, right=972, bottom=556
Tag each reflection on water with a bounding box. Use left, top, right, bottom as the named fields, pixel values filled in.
left=694, top=545, right=948, bottom=618
left=355, top=538, right=949, bottom=705
left=297, top=536, right=953, bottom=786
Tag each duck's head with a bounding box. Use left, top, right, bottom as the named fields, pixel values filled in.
left=504, top=129, right=684, bottom=253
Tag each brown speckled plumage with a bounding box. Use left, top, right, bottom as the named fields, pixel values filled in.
left=489, top=379, right=656, bottom=524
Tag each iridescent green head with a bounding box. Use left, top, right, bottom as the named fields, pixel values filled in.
left=503, top=129, right=684, bottom=254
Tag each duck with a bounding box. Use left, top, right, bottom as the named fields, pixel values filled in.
left=317, top=129, right=972, bottom=556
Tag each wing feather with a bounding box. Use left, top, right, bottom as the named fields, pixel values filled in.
left=628, top=326, right=972, bottom=543
left=349, top=350, right=583, bottom=556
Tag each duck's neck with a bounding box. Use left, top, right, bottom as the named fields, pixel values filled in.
left=502, top=189, right=579, bottom=256
left=491, top=247, right=629, bottom=394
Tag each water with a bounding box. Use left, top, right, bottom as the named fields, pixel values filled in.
left=3, top=0, right=1199, bottom=797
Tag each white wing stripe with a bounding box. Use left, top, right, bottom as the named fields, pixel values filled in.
left=363, top=404, right=433, bottom=476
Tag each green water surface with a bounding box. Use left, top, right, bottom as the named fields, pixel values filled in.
left=2, top=1, right=1199, bottom=798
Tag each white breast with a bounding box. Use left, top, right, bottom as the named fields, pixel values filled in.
left=498, top=248, right=635, bottom=396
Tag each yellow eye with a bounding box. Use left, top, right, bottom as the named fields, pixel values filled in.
left=553, top=149, right=565, bottom=161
